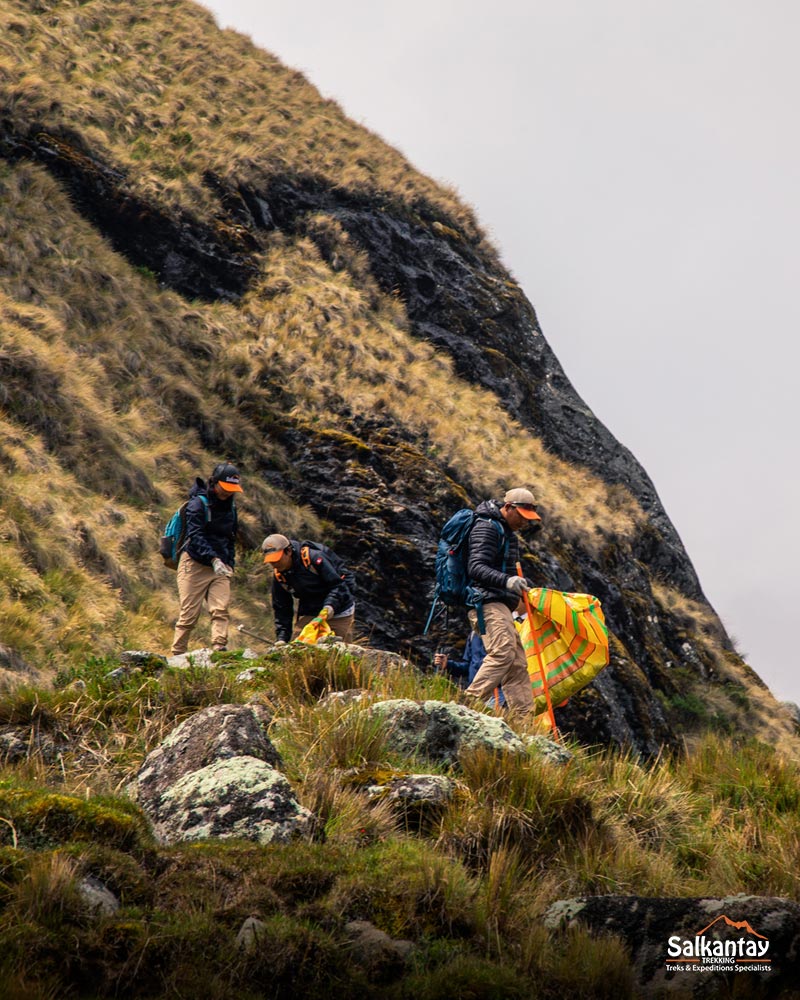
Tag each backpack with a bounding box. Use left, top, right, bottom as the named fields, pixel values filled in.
left=275, top=540, right=352, bottom=590
left=423, top=509, right=507, bottom=634
left=159, top=495, right=210, bottom=570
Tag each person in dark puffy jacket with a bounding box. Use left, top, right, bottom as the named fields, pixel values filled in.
left=463, top=487, right=542, bottom=713
left=262, top=533, right=356, bottom=643
left=170, top=463, right=242, bottom=655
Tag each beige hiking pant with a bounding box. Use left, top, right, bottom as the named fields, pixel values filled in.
left=294, top=612, right=355, bottom=643
left=171, top=552, right=231, bottom=654
left=464, top=602, right=533, bottom=713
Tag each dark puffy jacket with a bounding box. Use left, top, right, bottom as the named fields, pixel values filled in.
left=272, top=540, right=355, bottom=642
left=184, top=478, right=238, bottom=568
left=467, top=500, right=519, bottom=610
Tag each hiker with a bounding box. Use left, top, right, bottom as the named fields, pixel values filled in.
left=170, top=463, right=242, bottom=655
left=462, top=487, right=542, bottom=713
left=261, top=533, right=356, bottom=643
left=433, top=626, right=486, bottom=687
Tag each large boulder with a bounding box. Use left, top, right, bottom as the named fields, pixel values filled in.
left=151, top=755, right=314, bottom=845
left=369, top=700, right=525, bottom=763
left=133, top=704, right=312, bottom=846
left=135, top=703, right=280, bottom=812
left=544, top=894, right=800, bottom=997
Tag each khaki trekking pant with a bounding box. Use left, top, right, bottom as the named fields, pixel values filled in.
left=294, top=612, right=354, bottom=644
left=464, top=602, right=533, bottom=713
left=171, top=552, right=231, bottom=654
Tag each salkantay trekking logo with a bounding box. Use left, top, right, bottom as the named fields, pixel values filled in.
left=665, top=914, right=772, bottom=974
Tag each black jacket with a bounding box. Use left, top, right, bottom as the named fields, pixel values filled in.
left=272, top=540, right=355, bottom=641
left=467, top=500, right=519, bottom=610
left=184, top=478, right=238, bottom=568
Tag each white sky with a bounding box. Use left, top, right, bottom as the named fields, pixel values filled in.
left=202, top=0, right=800, bottom=705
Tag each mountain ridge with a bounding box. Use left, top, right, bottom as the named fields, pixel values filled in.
left=0, top=0, right=797, bottom=756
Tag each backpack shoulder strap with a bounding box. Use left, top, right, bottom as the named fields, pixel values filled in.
left=198, top=495, right=211, bottom=522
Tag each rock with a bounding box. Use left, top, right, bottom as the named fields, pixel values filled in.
left=134, top=703, right=280, bottom=817
left=364, top=773, right=457, bottom=806
left=370, top=700, right=525, bottom=764
left=363, top=772, right=459, bottom=830
left=344, top=919, right=413, bottom=979
left=0, top=644, right=30, bottom=674
left=236, top=666, right=269, bottom=682
left=524, top=734, right=573, bottom=766
left=782, top=701, right=800, bottom=730
left=236, top=916, right=268, bottom=953
left=152, top=756, right=313, bottom=845
left=132, top=704, right=312, bottom=847
left=0, top=728, right=29, bottom=763
left=318, top=689, right=369, bottom=709
left=544, top=894, right=800, bottom=997
left=119, top=650, right=169, bottom=671
left=78, top=876, right=120, bottom=918
left=166, top=648, right=217, bottom=669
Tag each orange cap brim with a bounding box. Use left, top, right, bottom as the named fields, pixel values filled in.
left=218, top=482, right=243, bottom=492
left=517, top=508, right=541, bottom=520
left=263, top=552, right=284, bottom=563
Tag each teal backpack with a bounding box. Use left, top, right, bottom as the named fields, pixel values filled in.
left=159, top=495, right=209, bottom=570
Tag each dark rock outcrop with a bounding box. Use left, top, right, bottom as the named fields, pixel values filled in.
left=545, top=894, right=800, bottom=998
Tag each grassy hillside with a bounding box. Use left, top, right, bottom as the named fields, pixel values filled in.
left=0, top=0, right=798, bottom=758
left=1, top=648, right=799, bottom=998
left=0, top=0, right=637, bottom=656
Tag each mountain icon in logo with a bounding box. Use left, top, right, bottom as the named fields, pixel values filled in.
left=696, top=915, right=767, bottom=939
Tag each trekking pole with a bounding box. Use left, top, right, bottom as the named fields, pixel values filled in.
left=236, top=623, right=273, bottom=645
left=516, top=562, right=559, bottom=739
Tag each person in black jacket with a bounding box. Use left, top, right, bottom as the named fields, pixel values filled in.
left=463, top=487, right=542, bottom=713
left=262, top=533, right=356, bottom=643
left=170, top=463, right=242, bottom=655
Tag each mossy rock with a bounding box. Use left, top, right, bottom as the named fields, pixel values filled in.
left=0, top=785, right=153, bottom=852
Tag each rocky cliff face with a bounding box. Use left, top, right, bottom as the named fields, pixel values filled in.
left=0, top=0, right=794, bottom=756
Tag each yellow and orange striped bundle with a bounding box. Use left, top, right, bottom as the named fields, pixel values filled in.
left=519, top=588, right=610, bottom=714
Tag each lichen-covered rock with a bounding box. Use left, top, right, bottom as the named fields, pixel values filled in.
left=364, top=773, right=457, bottom=804
left=370, top=699, right=525, bottom=763
left=134, top=703, right=279, bottom=819
left=152, top=756, right=313, bottom=845
left=544, top=894, right=800, bottom=997
left=524, top=734, right=574, bottom=766
left=166, top=647, right=216, bottom=669
left=364, top=773, right=459, bottom=831
left=78, top=876, right=120, bottom=918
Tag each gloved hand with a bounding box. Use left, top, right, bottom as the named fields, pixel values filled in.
left=212, top=558, right=233, bottom=578
left=505, top=576, right=530, bottom=596
left=320, top=605, right=334, bottom=619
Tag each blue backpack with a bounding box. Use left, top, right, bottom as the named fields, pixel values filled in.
left=423, top=509, right=507, bottom=634
left=159, top=495, right=209, bottom=570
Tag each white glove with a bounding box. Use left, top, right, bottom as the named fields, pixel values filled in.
left=505, top=576, right=529, bottom=596
left=212, top=558, right=233, bottom=578
left=321, top=605, right=334, bottom=618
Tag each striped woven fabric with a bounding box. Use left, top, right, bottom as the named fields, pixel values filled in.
left=519, top=588, right=609, bottom=714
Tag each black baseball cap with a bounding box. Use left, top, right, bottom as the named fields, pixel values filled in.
left=212, top=462, right=243, bottom=493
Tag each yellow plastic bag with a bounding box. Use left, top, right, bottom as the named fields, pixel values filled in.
left=519, top=588, right=609, bottom=715
left=294, top=613, right=333, bottom=645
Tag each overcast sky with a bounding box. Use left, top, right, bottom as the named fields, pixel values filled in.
left=202, top=0, right=800, bottom=705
